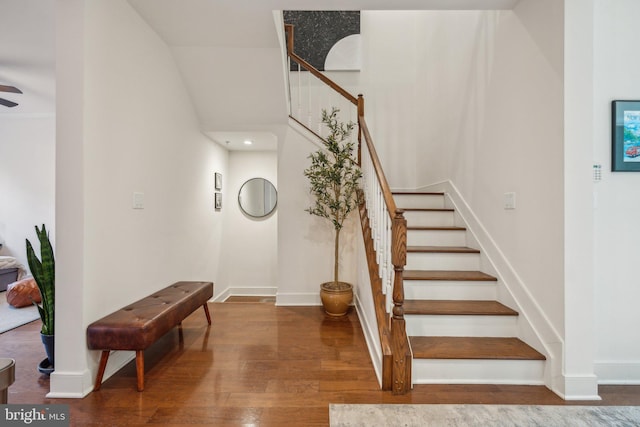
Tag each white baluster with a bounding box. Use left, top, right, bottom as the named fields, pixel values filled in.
left=297, top=63, right=302, bottom=119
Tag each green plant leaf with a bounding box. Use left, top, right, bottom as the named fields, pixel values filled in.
left=304, top=108, right=362, bottom=284
left=26, top=224, right=54, bottom=335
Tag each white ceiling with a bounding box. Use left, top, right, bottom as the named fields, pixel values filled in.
left=206, top=131, right=278, bottom=151
left=1, top=0, right=520, bottom=147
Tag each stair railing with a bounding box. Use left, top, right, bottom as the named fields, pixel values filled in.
left=285, top=24, right=411, bottom=394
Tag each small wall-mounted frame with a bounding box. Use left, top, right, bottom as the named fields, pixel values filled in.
left=215, top=172, right=222, bottom=190
left=215, top=192, right=222, bottom=210
left=612, top=100, right=640, bottom=171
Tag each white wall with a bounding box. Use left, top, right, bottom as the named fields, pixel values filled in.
left=218, top=150, right=278, bottom=297
left=277, top=122, right=358, bottom=305
left=53, top=0, right=228, bottom=396
left=0, top=116, right=55, bottom=268
left=593, top=0, right=640, bottom=384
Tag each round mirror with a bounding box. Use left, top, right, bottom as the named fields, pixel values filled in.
left=238, top=178, right=277, bottom=218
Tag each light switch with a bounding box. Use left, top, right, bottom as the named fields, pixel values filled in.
left=133, top=192, right=144, bottom=209
left=593, top=163, right=602, bottom=182
left=504, top=192, right=516, bottom=210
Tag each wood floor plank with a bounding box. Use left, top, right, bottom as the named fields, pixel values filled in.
left=404, top=300, right=518, bottom=316
left=0, top=303, right=636, bottom=426
left=410, top=336, right=546, bottom=360
left=403, top=270, right=497, bottom=281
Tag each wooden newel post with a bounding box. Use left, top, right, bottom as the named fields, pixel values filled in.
left=284, top=24, right=294, bottom=54
left=357, top=94, right=364, bottom=166
left=391, top=209, right=411, bottom=394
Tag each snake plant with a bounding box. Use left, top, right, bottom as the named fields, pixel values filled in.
left=26, top=224, right=55, bottom=335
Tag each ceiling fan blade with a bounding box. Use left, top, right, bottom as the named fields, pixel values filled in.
left=0, top=85, right=22, bottom=94
left=0, top=97, right=18, bottom=108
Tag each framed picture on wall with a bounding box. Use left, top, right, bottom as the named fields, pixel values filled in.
left=612, top=100, right=640, bottom=171
left=215, top=192, right=222, bottom=210
left=215, top=172, right=222, bottom=190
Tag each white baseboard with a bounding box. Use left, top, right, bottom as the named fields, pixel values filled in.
left=354, top=293, right=383, bottom=388
left=47, top=368, right=94, bottom=398
left=595, top=361, right=640, bottom=385
left=557, top=374, right=601, bottom=400
left=212, top=286, right=278, bottom=302
left=275, top=292, right=321, bottom=306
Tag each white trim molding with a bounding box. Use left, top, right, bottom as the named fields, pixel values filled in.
left=213, top=286, right=278, bottom=303
left=559, top=374, right=601, bottom=401
left=47, top=368, right=94, bottom=398
left=354, top=292, right=383, bottom=388
left=595, top=361, right=640, bottom=385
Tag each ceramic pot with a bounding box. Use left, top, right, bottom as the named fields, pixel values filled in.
left=39, top=333, right=54, bottom=374
left=320, top=281, right=353, bottom=316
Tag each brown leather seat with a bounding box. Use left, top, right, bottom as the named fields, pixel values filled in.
left=87, top=281, right=213, bottom=391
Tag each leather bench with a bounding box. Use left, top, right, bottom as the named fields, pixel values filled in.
left=87, top=281, right=213, bottom=391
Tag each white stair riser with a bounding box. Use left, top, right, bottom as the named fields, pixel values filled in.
left=404, top=211, right=455, bottom=227
left=407, top=229, right=466, bottom=247
left=406, top=315, right=517, bottom=337
left=394, top=194, right=445, bottom=209
left=404, top=281, right=498, bottom=300
left=412, top=359, right=545, bottom=385
left=406, top=252, right=480, bottom=270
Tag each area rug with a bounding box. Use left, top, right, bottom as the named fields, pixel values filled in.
left=0, top=293, right=39, bottom=333
left=329, top=404, right=640, bottom=427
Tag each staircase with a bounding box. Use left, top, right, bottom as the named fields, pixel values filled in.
left=282, top=24, right=546, bottom=392
left=393, top=191, right=546, bottom=385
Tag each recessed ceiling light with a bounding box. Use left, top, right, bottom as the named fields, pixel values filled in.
left=244, top=140, right=253, bottom=145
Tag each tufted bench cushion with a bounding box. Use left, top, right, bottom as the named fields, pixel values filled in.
left=87, top=281, right=213, bottom=391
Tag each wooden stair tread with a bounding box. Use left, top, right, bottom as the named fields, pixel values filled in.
left=404, top=300, right=518, bottom=316
left=409, top=337, right=546, bottom=360
left=403, top=270, right=497, bottom=281
left=407, top=226, right=466, bottom=231
left=392, top=192, right=445, bottom=196
left=402, top=208, right=454, bottom=212
left=407, top=246, right=480, bottom=254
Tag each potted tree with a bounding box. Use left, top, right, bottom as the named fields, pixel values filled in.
left=26, top=224, right=55, bottom=374
left=304, top=108, right=362, bottom=316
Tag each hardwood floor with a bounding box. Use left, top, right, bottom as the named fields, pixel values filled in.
left=1, top=302, right=639, bottom=426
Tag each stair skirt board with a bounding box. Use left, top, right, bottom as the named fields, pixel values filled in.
left=406, top=315, right=517, bottom=337
left=406, top=252, right=480, bottom=271
left=393, top=194, right=445, bottom=209
left=403, top=210, right=455, bottom=227
left=411, top=358, right=546, bottom=385
left=404, top=281, right=498, bottom=300
left=407, top=229, right=467, bottom=247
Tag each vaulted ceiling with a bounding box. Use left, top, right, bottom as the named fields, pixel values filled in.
left=127, top=0, right=519, bottom=148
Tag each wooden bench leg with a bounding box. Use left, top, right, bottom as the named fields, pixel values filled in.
left=136, top=350, right=144, bottom=392
left=203, top=303, right=212, bottom=325
left=93, top=351, right=110, bottom=391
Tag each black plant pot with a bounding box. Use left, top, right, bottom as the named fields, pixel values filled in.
left=38, top=333, right=54, bottom=375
